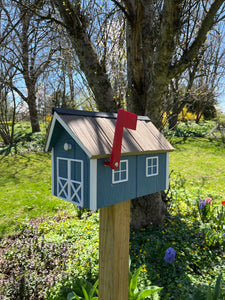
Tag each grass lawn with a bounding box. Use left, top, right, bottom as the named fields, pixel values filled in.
left=169, top=137, right=225, bottom=201
left=0, top=152, right=74, bottom=237
left=0, top=137, right=225, bottom=299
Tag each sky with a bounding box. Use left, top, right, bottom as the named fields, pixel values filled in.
left=218, top=93, right=225, bottom=113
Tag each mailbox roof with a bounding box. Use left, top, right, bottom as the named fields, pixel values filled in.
left=45, top=108, right=174, bottom=158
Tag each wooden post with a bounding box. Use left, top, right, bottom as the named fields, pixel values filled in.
left=99, top=200, right=130, bottom=300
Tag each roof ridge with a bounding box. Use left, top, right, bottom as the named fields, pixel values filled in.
left=52, top=107, right=150, bottom=121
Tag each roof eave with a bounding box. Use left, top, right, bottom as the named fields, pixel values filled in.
left=45, top=112, right=92, bottom=158
left=91, top=148, right=174, bottom=160
left=44, top=113, right=57, bottom=152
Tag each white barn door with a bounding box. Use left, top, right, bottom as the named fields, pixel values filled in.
left=57, top=158, right=83, bottom=207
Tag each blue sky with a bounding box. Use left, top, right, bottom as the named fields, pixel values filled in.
left=218, top=94, right=225, bottom=113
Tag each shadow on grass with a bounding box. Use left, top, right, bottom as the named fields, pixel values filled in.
left=0, top=152, right=49, bottom=186
left=130, top=212, right=224, bottom=299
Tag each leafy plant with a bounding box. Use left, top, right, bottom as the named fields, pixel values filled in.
left=164, top=120, right=215, bottom=138
left=207, top=274, right=223, bottom=300
left=187, top=274, right=223, bottom=300
left=67, top=279, right=99, bottom=300
left=129, top=267, right=163, bottom=300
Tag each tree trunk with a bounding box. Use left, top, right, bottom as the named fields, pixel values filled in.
left=126, top=2, right=168, bottom=228
left=0, top=129, right=13, bottom=145
left=27, top=92, right=40, bottom=133
left=130, top=193, right=167, bottom=230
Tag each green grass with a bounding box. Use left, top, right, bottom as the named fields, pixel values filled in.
left=169, top=137, right=225, bottom=201
left=0, top=152, right=74, bottom=237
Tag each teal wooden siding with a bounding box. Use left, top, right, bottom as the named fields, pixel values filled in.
left=96, top=156, right=137, bottom=208
left=136, top=153, right=167, bottom=197
left=96, top=153, right=167, bottom=209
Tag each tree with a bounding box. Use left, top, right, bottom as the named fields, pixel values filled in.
left=166, top=20, right=225, bottom=129
left=0, top=3, right=17, bottom=146
left=0, top=85, right=16, bottom=146
left=49, top=0, right=225, bottom=228
left=0, top=0, right=57, bottom=133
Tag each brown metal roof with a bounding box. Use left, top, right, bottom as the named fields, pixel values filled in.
left=45, top=108, right=174, bottom=158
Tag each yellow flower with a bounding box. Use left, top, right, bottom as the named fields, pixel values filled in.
left=178, top=283, right=182, bottom=288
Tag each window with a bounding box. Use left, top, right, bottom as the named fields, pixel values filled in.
left=57, top=158, right=83, bottom=207
left=112, top=160, right=128, bottom=184
left=146, top=157, right=158, bottom=177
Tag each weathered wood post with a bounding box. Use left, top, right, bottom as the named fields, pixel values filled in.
left=99, top=200, right=130, bottom=300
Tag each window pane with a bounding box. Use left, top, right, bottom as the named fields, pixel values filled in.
left=114, top=172, right=120, bottom=182
left=153, top=166, right=157, bottom=174
left=120, top=161, right=126, bottom=170
left=121, top=170, right=127, bottom=181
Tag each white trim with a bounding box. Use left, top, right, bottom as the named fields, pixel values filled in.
left=56, top=157, right=84, bottom=207
left=45, top=113, right=92, bottom=158
left=112, top=160, right=128, bottom=184
left=51, top=147, right=55, bottom=195
left=146, top=156, right=158, bottom=177
left=166, top=152, right=169, bottom=190
left=45, top=113, right=57, bottom=152
left=90, top=159, right=97, bottom=211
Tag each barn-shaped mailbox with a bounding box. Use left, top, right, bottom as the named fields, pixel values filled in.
left=45, top=108, right=174, bottom=210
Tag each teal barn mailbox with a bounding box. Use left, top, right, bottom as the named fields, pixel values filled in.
left=45, top=108, right=174, bottom=210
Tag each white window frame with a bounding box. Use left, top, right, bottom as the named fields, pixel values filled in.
left=146, top=156, right=158, bottom=177
left=57, top=157, right=83, bottom=207
left=112, top=160, right=128, bottom=184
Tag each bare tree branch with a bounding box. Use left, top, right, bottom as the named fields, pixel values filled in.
left=169, top=0, right=225, bottom=78
left=54, top=0, right=118, bottom=112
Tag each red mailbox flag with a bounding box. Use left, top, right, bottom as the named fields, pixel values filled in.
left=105, top=109, right=137, bottom=169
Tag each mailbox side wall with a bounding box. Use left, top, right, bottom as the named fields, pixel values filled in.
left=96, top=155, right=137, bottom=208
left=96, top=153, right=168, bottom=209
left=136, top=152, right=167, bottom=197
